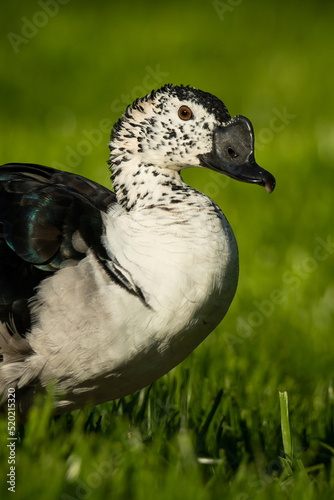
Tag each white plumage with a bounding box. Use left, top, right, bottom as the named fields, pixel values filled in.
left=0, top=84, right=275, bottom=416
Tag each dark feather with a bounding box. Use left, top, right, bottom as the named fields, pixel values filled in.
left=0, top=163, right=116, bottom=334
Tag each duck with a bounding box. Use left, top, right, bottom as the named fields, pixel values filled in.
left=0, top=84, right=275, bottom=417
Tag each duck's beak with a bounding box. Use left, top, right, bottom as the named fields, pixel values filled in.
left=198, top=115, right=276, bottom=193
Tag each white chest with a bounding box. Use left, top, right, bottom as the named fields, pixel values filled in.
left=27, top=196, right=238, bottom=408
left=102, top=201, right=238, bottom=343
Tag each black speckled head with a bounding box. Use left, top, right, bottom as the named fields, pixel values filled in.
left=150, top=84, right=231, bottom=123
left=109, top=84, right=232, bottom=171
left=108, top=84, right=275, bottom=194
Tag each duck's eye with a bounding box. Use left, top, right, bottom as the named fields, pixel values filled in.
left=178, top=105, right=192, bottom=121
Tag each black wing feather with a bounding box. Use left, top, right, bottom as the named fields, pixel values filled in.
left=0, top=163, right=116, bottom=334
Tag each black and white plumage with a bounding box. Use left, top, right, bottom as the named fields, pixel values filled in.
left=0, top=84, right=275, bottom=416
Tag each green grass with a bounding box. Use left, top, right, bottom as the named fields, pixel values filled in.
left=0, top=0, right=334, bottom=498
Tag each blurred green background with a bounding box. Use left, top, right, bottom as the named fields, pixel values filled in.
left=0, top=0, right=334, bottom=498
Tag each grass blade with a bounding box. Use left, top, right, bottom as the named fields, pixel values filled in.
left=279, top=391, right=292, bottom=463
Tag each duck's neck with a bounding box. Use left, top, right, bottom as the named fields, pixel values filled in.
left=110, top=157, right=188, bottom=211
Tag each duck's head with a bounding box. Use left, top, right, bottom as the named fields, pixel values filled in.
left=108, top=84, right=275, bottom=193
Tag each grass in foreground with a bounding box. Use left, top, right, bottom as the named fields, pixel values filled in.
left=0, top=375, right=334, bottom=499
